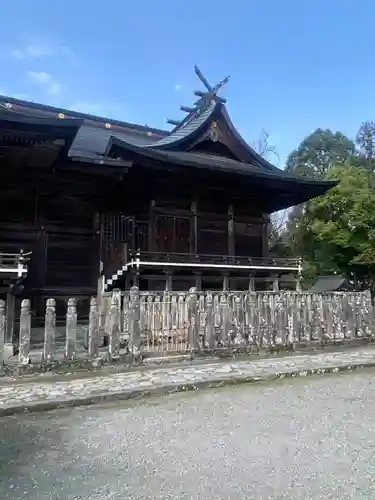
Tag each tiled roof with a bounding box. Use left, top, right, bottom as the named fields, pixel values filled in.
left=309, top=276, right=353, bottom=292
left=0, top=95, right=168, bottom=137
left=0, top=95, right=165, bottom=158
left=69, top=124, right=159, bottom=157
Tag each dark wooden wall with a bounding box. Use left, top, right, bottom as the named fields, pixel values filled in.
left=0, top=166, right=101, bottom=299
left=0, top=159, right=270, bottom=301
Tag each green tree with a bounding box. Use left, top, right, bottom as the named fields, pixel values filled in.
left=285, top=128, right=355, bottom=178
left=296, top=165, right=375, bottom=289
left=283, top=128, right=356, bottom=282
left=355, top=121, right=375, bottom=171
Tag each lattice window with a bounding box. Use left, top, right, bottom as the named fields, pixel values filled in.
left=102, top=213, right=133, bottom=243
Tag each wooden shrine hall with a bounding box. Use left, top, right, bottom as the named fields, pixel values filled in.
left=0, top=66, right=337, bottom=311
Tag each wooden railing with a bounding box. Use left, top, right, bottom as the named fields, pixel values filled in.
left=129, top=250, right=301, bottom=270
left=0, top=250, right=31, bottom=271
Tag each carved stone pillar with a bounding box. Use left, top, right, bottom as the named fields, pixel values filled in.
left=272, top=275, right=280, bottom=292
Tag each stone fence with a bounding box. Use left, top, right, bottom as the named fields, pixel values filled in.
left=0, top=287, right=374, bottom=371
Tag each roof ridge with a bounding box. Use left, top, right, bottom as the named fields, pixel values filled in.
left=0, top=95, right=169, bottom=137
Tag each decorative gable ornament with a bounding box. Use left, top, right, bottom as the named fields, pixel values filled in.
left=209, top=121, right=219, bottom=142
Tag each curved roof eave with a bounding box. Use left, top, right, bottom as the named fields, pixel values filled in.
left=219, top=106, right=281, bottom=172
left=0, top=95, right=168, bottom=138
left=0, top=105, right=82, bottom=129
left=108, top=135, right=338, bottom=187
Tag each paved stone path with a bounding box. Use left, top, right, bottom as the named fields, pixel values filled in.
left=1, top=348, right=375, bottom=415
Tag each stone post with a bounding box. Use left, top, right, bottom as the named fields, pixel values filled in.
left=88, top=297, right=100, bottom=358
left=272, top=275, right=280, bottom=293
left=43, top=298, right=56, bottom=363
left=4, top=291, right=15, bottom=357
left=287, top=295, right=297, bottom=350
left=129, top=286, right=141, bottom=358
left=220, top=293, right=230, bottom=346
left=108, top=289, right=121, bottom=359
left=206, top=291, right=215, bottom=349
left=0, top=300, right=4, bottom=364
left=18, top=299, right=31, bottom=365
left=65, top=298, right=77, bottom=361
left=296, top=258, right=303, bottom=292
left=187, top=287, right=199, bottom=351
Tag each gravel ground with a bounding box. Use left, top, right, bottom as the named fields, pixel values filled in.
left=1, top=369, right=375, bottom=499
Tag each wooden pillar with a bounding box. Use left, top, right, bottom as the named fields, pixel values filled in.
left=228, top=204, right=235, bottom=257
left=148, top=200, right=156, bottom=252
left=262, top=219, right=269, bottom=257
left=37, top=227, right=48, bottom=288
left=190, top=201, right=198, bottom=255
left=248, top=273, right=255, bottom=292
left=125, top=274, right=131, bottom=291
left=93, top=212, right=102, bottom=285
left=223, top=273, right=229, bottom=291
left=165, top=269, right=172, bottom=291
left=194, top=272, right=202, bottom=291
left=132, top=271, right=139, bottom=288
left=34, top=227, right=48, bottom=317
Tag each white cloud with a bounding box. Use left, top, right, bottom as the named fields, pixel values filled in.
left=27, top=71, right=62, bottom=95
left=11, top=44, right=54, bottom=59
left=174, top=84, right=183, bottom=91
left=10, top=43, right=76, bottom=62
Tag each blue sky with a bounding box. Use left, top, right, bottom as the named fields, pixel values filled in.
left=1, top=0, right=374, bottom=165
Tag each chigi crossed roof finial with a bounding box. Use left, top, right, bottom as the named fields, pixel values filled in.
left=167, top=66, right=230, bottom=127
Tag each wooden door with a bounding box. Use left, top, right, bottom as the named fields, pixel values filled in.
left=156, top=215, right=191, bottom=254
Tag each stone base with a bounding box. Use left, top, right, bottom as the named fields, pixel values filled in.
left=3, top=343, right=15, bottom=360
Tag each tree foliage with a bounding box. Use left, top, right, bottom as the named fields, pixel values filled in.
left=274, top=124, right=375, bottom=289
left=299, top=165, right=375, bottom=288
left=285, top=128, right=355, bottom=178
left=355, top=121, right=375, bottom=171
